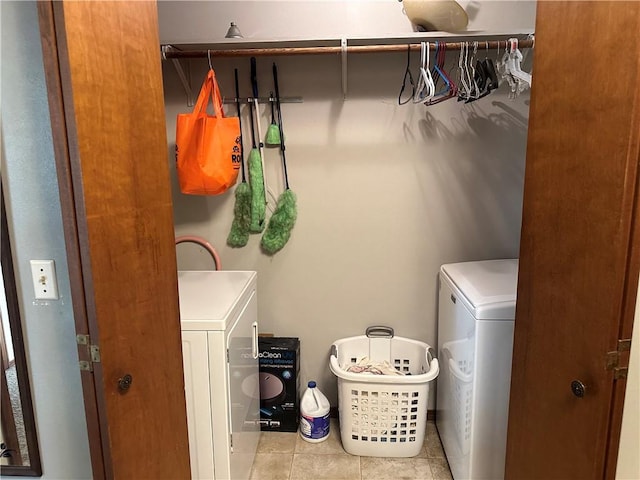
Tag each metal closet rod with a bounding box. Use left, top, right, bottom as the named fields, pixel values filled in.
left=162, top=39, right=535, bottom=59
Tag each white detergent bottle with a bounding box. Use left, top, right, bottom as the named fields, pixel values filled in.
left=299, top=381, right=330, bottom=443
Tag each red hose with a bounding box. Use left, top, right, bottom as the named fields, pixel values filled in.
left=175, top=235, right=221, bottom=271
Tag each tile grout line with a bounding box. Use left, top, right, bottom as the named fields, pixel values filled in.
left=288, top=450, right=294, bottom=480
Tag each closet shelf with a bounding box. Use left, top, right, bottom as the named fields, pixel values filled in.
left=162, top=34, right=534, bottom=59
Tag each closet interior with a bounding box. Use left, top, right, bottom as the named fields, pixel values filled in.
left=162, top=28, right=534, bottom=409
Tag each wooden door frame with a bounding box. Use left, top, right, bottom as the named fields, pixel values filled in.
left=605, top=84, right=640, bottom=479
left=0, top=193, right=20, bottom=468
left=0, top=353, right=21, bottom=468
left=37, top=2, right=108, bottom=477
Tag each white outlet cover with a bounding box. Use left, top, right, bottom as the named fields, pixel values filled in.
left=30, top=260, right=59, bottom=300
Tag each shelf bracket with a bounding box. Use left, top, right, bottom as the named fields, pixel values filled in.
left=162, top=45, right=194, bottom=107
left=341, top=38, right=348, bottom=100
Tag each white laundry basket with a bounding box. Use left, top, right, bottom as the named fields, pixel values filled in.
left=441, top=339, right=473, bottom=455
left=329, top=326, right=439, bottom=457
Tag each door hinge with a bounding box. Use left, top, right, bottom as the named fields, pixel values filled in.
left=77, top=334, right=101, bottom=372
left=230, top=433, right=233, bottom=452
left=226, top=348, right=230, bottom=363
left=606, top=338, right=631, bottom=379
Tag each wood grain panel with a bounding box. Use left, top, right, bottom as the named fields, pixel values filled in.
left=506, top=2, right=640, bottom=479
left=37, top=2, right=107, bottom=476
left=45, top=1, right=190, bottom=478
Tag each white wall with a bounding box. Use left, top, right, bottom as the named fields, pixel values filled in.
left=1, top=1, right=93, bottom=478
left=616, top=280, right=640, bottom=479
left=160, top=1, right=533, bottom=406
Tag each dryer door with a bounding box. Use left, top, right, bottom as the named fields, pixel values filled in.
left=182, top=331, right=215, bottom=479
left=225, top=290, right=260, bottom=480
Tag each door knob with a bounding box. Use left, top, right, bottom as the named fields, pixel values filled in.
left=118, top=373, right=133, bottom=393
left=571, top=380, right=586, bottom=398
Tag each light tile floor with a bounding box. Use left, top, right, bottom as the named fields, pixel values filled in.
left=250, top=419, right=452, bottom=480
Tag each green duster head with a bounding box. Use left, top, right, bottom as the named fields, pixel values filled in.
left=248, top=149, right=266, bottom=233
left=265, top=123, right=281, bottom=146
left=261, top=189, right=297, bottom=254
left=265, top=93, right=281, bottom=146
left=227, top=181, right=252, bottom=247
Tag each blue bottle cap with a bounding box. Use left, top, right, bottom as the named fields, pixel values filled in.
left=308, top=381, right=316, bottom=388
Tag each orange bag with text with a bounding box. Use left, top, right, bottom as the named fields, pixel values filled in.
left=176, top=69, right=240, bottom=195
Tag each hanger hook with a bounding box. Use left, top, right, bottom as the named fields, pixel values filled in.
left=207, top=50, right=213, bottom=70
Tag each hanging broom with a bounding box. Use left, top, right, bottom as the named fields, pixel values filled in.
left=248, top=58, right=266, bottom=233
left=261, top=63, right=297, bottom=255
left=227, top=68, right=251, bottom=247
left=265, top=92, right=281, bottom=146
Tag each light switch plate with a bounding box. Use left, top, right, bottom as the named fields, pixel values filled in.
left=30, top=260, right=59, bottom=300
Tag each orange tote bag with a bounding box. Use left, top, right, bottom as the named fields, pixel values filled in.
left=176, top=69, right=240, bottom=195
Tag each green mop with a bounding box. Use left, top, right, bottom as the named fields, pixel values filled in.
left=248, top=58, right=266, bottom=233
left=261, top=63, right=297, bottom=255
left=265, top=92, right=281, bottom=146
left=227, top=69, right=251, bottom=247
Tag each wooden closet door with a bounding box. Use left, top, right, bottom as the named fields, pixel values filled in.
left=506, top=1, right=640, bottom=479
left=38, top=1, right=190, bottom=478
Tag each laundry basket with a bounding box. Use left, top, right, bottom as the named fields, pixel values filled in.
left=329, top=326, right=439, bottom=457
left=441, top=339, right=473, bottom=455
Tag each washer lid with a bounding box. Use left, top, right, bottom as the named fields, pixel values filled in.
left=178, top=270, right=256, bottom=330
left=440, top=259, right=519, bottom=320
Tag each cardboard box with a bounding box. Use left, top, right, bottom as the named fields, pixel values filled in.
left=258, top=337, right=299, bottom=432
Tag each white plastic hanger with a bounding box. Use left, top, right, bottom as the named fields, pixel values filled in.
left=458, top=42, right=472, bottom=100
left=506, top=38, right=532, bottom=86
left=507, top=38, right=532, bottom=98
left=468, top=42, right=481, bottom=101
left=414, top=42, right=435, bottom=103
left=497, top=38, right=532, bottom=98
left=424, top=42, right=436, bottom=101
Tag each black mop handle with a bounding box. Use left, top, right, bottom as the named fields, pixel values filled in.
left=234, top=68, right=246, bottom=183
left=272, top=62, right=290, bottom=190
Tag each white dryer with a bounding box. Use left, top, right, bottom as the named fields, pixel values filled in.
left=436, top=259, right=518, bottom=480
left=179, top=271, right=260, bottom=480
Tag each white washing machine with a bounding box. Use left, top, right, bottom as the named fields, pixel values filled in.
left=436, top=259, right=518, bottom=480
left=179, top=271, right=260, bottom=480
